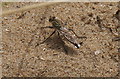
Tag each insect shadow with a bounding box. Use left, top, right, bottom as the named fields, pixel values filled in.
left=43, top=34, right=78, bottom=55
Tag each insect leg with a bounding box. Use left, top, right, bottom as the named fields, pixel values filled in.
left=68, top=29, right=87, bottom=39
left=41, top=26, right=54, bottom=29
left=35, top=30, right=56, bottom=47
left=40, top=30, right=56, bottom=44
left=57, top=32, right=68, bottom=53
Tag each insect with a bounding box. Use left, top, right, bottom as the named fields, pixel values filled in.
left=37, top=16, right=86, bottom=53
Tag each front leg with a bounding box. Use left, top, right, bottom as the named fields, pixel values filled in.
left=35, top=30, right=56, bottom=47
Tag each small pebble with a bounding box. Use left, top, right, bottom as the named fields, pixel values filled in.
left=40, top=57, right=45, bottom=60
left=4, top=17, right=8, bottom=20
left=5, top=29, right=10, bottom=32
left=94, top=50, right=101, bottom=55
left=43, top=48, right=46, bottom=51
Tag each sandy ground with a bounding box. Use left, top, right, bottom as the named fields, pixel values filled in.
left=1, top=2, right=120, bottom=77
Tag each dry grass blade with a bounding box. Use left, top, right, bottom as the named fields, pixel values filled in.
left=1, top=2, right=60, bottom=16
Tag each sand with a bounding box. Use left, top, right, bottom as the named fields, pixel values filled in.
left=1, top=2, right=120, bottom=77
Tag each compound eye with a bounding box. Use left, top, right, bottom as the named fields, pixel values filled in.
left=49, top=16, right=55, bottom=22
left=49, top=18, right=52, bottom=22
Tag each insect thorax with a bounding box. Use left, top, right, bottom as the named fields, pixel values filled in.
left=49, top=17, right=63, bottom=29
left=52, top=20, right=61, bottom=29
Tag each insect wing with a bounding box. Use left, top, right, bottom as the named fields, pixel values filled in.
left=59, top=27, right=79, bottom=47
